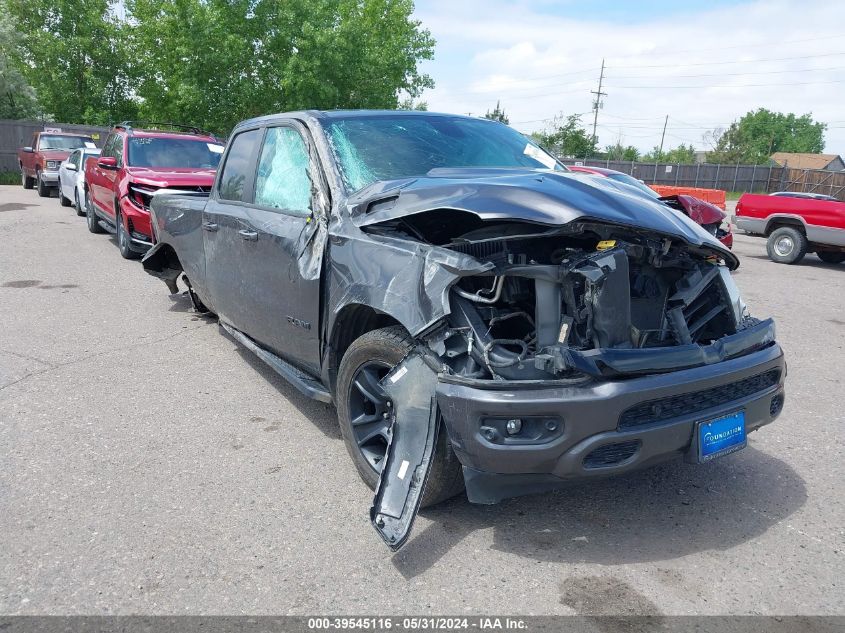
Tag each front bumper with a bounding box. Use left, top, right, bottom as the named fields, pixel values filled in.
left=735, top=217, right=766, bottom=235
left=39, top=170, right=59, bottom=185
left=119, top=196, right=153, bottom=253
left=436, top=343, right=785, bottom=504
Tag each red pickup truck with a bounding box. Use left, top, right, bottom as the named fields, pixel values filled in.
left=84, top=122, right=225, bottom=259
left=735, top=192, right=845, bottom=264
left=18, top=130, right=96, bottom=197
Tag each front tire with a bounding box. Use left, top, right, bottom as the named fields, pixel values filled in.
left=59, top=179, right=71, bottom=207
left=36, top=172, right=50, bottom=197
left=116, top=212, right=138, bottom=259
left=75, top=191, right=85, bottom=217
left=336, top=326, right=464, bottom=507
left=766, top=227, right=808, bottom=264
left=86, top=191, right=104, bottom=234
left=817, top=251, right=845, bottom=264
left=21, top=168, right=34, bottom=189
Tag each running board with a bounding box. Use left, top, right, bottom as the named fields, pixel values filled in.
left=220, top=321, right=333, bottom=404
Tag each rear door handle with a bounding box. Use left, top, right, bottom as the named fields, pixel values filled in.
left=238, top=229, right=258, bottom=241
left=202, top=221, right=218, bottom=232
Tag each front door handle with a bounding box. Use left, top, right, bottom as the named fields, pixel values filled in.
left=202, top=221, right=218, bottom=232
left=238, top=229, right=258, bottom=241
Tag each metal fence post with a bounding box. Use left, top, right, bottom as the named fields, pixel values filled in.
left=767, top=165, right=773, bottom=192
left=715, top=163, right=720, bottom=190
left=732, top=162, right=739, bottom=192
left=750, top=165, right=756, bottom=193
left=675, top=163, right=680, bottom=186
left=694, top=163, right=700, bottom=187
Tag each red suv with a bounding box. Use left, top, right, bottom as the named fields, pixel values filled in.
left=84, top=122, right=225, bottom=258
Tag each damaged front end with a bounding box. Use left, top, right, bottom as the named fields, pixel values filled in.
left=437, top=224, right=769, bottom=382
left=368, top=211, right=781, bottom=550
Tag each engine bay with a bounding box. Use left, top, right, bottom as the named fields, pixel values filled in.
left=400, top=220, right=756, bottom=381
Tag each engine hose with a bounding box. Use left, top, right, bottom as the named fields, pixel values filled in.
left=483, top=338, right=528, bottom=368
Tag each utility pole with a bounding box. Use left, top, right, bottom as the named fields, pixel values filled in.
left=657, top=115, right=668, bottom=160
left=590, top=59, right=607, bottom=153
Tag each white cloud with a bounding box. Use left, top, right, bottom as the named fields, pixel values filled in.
left=414, top=0, right=845, bottom=154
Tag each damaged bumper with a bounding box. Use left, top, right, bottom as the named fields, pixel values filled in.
left=436, top=342, right=785, bottom=504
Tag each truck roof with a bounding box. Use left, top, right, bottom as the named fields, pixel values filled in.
left=233, top=109, right=487, bottom=131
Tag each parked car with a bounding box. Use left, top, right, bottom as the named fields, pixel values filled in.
left=143, top=111, right=785, bottom=550
left=770, top=191, right=839, bottom=201
left=58, top=147, right=101, bottom=214
left=569, top=165, right=733, bottom=248
left=18, top=131, right=96, bottom=197
left=84, top=122, right=225, bottom=259
left=735, top=192, right=845, bottom=264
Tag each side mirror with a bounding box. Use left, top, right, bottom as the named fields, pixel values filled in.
left=66, top=162, right=78, bottom=171
left=98, top=156, right=118, bottom=170
left=23, top=146, right=33, bottom=153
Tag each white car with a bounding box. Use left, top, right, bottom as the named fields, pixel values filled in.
left=58, top=147, right=101, bottom=215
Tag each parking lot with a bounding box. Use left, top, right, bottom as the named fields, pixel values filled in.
left=0, top=185, right=842, bottom=615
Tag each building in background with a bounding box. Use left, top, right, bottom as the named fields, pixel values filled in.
left=769, top=152, right=845, bottom=171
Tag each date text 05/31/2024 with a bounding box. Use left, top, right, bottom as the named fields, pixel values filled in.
left=307, top=617, right=528, bottom=630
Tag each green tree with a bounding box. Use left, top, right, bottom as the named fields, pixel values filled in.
left=531, top=114, right=594, bottom=158
left=643, top=143, right=696, bottom=164
left=5, top=0, right=138, bottom=124
left=483, top=100, right=509, bottom=124
left=0, top=3, right=42, bottom=119
left=706, top=109, right=826, bottom=164
left=128, top=0, right=435, bottom=134
left=397, top=96, right=428, bottom=110
left=604, top=141, right=640, bottom=161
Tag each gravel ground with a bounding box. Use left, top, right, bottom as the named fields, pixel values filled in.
left=0, top=185, right=843, bottom=616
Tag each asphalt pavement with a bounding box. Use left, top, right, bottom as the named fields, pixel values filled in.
left=0, top=185, right=843, bottom=615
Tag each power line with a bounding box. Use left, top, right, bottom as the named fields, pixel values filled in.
left=607, top=78, right=845, bottom=89
left=611, top=50, right=845, bottom=69
left=610, top=64, right=845, bottom=80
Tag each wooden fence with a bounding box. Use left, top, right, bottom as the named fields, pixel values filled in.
left=560, top=158, right=845, bottom=201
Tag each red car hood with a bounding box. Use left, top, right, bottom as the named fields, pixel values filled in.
left=126, top=167, right=217, bottom=188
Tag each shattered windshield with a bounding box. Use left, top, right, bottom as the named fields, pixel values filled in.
left=324, top=114, right=564, bottom=192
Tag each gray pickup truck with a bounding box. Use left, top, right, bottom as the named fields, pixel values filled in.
left=143, top=110, right=786, bottom=550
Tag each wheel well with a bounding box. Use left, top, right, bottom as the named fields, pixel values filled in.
left=765, top=218, right=805, bottom=236
left=327, top=304, right=403, bottom=394
left=144, top=243, right=182, bottom=273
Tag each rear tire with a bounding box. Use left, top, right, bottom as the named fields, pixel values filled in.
left=36, top=172, right=50, bottom=197
left=86, top=191, right=104, bottom=234
left=766, top=227, right=807, bottom=264
left=116, top=212, right=138, bottom=260
left=21, top=168, right=34, bottom=190
left=336, top=326, right=464, bottom=508
left=817, top=251, right=845, bottom=264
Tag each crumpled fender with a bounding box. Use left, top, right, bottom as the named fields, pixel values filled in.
left=326, top=231, right=493, bottom=337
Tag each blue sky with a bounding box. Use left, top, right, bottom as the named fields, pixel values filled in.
left=412, top=0, right=845, bottom=154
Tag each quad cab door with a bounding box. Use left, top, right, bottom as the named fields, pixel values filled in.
left=203, top=122, right=327, bottom=374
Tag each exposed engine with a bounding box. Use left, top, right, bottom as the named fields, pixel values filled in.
left=425, top=221, right=751, bottom=381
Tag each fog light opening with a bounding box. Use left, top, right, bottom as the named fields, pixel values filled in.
left=770, top=393, right=784, bottom=417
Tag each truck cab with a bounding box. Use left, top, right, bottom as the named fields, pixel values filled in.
left=19, top=131, right=95, bottom=197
